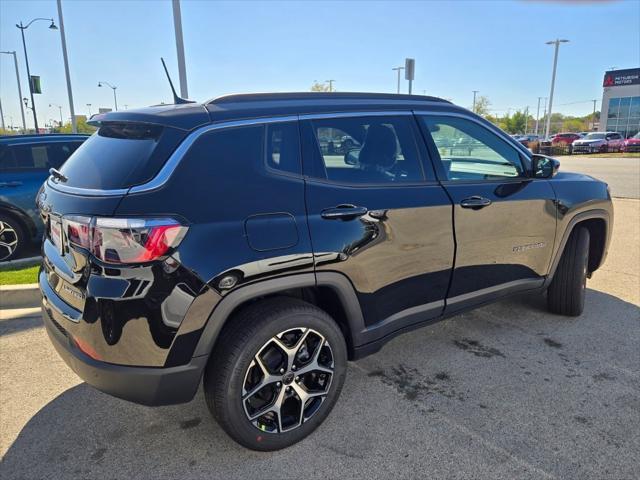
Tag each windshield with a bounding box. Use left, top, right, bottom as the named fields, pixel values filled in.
left=584, top=133, right=605, bottom=140
left=632, top=132, right=640, bottom=139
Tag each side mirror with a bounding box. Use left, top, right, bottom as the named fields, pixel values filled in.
left=344, top=149, right=360, bottom=166
left=532, top=154, right=560, bottom=178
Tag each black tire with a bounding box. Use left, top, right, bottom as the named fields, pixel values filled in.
left=547, top=227, right=590, bottom=316
left=204, top=297, right=347, bottom=451
left=0, top=213, right=26, bottom=262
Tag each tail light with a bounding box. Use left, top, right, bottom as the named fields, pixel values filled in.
left=61, top=216, right=188, bottom=264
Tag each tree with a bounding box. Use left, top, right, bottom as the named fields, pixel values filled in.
left=472, top=95, right=491, bottom=117
left=55, top=117, right=97, bottom=134
left=502, top=110, right=527, bottom=134
left=310, top=81, right=332, bottom=92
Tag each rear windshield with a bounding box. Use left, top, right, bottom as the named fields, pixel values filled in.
left=59, top=122, right=184, bottom=189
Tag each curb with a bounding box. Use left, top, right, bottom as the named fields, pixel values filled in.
left=0, top=256, right=41, bottom=269
left=0, top=283, right=41, bottom=309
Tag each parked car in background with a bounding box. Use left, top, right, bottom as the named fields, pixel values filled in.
left=622, top=132, right=640, bottom=152
left=0, top=134, right=89, bottom=261
left=572, top=132, right=625, bottom=154
left=514, top=134, right=539, bottom=148
left=551, top=132, right=581, bottom=146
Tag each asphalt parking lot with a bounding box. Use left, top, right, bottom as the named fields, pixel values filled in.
left=1, top=196, right=638, bottom=480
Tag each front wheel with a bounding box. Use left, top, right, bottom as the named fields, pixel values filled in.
left=547, top=227, right=590, bottom=316
left=204, top=297, right=347, bottom=451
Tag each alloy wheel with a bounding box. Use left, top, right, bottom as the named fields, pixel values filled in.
left=0, top=221, right=19, bottom=261
left=241, top=327, right=334, bottom=434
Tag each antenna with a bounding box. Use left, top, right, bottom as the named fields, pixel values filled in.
left=161, top=57, right=194, bottom=104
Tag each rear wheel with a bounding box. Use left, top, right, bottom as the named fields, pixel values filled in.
left=204, top=297, right=347, bottom=451
left=547, top=227, right=590, bottom=316
left=0, top=214, right=25, bottom=262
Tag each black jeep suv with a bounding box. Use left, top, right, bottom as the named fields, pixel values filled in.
left=38, top=93, right=613, bottom=450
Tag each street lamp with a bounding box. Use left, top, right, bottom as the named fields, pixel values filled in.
left=0, top=51, right=27, bottom=132
left=98, top=81, right=118, bottom=111
left=392, top=66, right=405, bottom=94
left=16, top=18, right=58, bottom=133
left=86, top=104, right=92, bottom=116
left=543, top=39, right=569, bottom=139
left=49, top=103, right=63, bottom=126
left=472, top=90, right=479, bottom=113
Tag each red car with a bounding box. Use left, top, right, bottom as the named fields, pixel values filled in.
left=622, top=132, right=640, bottom=152
left=551, top=133, right=581, bottom=145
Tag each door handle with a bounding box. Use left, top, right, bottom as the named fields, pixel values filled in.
left=0, top=181, right=23, bottom=188
left=460, top=196, right=492, bottom=209
left=321, top=204, right=368, bottom=220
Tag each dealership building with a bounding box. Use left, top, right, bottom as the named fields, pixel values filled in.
left=599, top=67, right=640, bottom=138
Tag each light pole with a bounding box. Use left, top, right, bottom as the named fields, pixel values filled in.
left=0, top=51, right=27, bottom=132
left=326, top=80, right=335, bottom=92
left=591, top=99, right=597, bottom=131
left=0, top=98, right=5, bottom=130
left=472, top=90, right=479, bottom=113
left=16, top=18, right=58, bottom=133
left=392, top=66, right=405, bottom=94
left=172, top=0, right=188, bottom=98
left=49, top=103, right=63, bottom=126
left=535, top=96, right=543, bottom=135
left=56, top=0, right=77, bottom=133
left=98, top=81, right=118, bottom=111
left=86, top=104, right=92, bottom=117
left=543, top=39, right=569, bottom=139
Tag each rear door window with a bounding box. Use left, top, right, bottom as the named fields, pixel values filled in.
left=0, top=142, right=81, bottom=171
left=305, top=115, right=425, bottom=184
left=59, top=123, right=184, bottom=190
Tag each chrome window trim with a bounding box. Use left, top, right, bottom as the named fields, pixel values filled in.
left=413, top=110, right=533, bottom=160
left=46, top=115, right=298, bottom=197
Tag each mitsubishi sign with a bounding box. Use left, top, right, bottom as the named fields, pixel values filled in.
left=603, top=68, right=640, bottom=87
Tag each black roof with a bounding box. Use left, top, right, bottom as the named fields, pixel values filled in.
left=90, top=92, right=462, bottom=131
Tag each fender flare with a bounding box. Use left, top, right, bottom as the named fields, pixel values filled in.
left=543, top=209, right=610, bottom=288
left=192, top=272, right=366, bottom=358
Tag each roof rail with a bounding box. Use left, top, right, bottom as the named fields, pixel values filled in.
left=207, top=92, right=450, bottom=105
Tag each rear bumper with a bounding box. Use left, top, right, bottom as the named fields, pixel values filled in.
left=41, top=295, right=207, bottom=406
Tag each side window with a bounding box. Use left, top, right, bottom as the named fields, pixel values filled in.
left=1, top=144, right=47, bottom=170
left=420, top=115, right=525, bottom=181
left=308, top=115, right=424, bottom=184
left=0, top=146, right=17, bottom=171
left=266, top=122, right=301, bottom=175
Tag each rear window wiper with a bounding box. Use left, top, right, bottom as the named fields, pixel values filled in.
left=49, top=168, right=68, bottom=183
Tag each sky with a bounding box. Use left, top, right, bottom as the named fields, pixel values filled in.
left=1, top=0, right=639, bottom=130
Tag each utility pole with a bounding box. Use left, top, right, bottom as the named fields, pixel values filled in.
left=591, top=99, right=597, bottom=131
left=535, top=97, right=542, bottom=135
left=49, top=103, right=63, bottom=126
left=56, top=0, right=76, bottom=133
left=172, top=0, right=188, bottom=98
left=0, top=98, right=5, bottom=130
left=0, top=51, right=27, bottom=132
left=472, top=90, right=479, bottom=113
left=392, top=66, right=404, bottom=94
left=544, top=39, right=569, bottom=139
left=524, top=106, right=529, bottom=134
left=326, top=80, right=335, bottom=92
